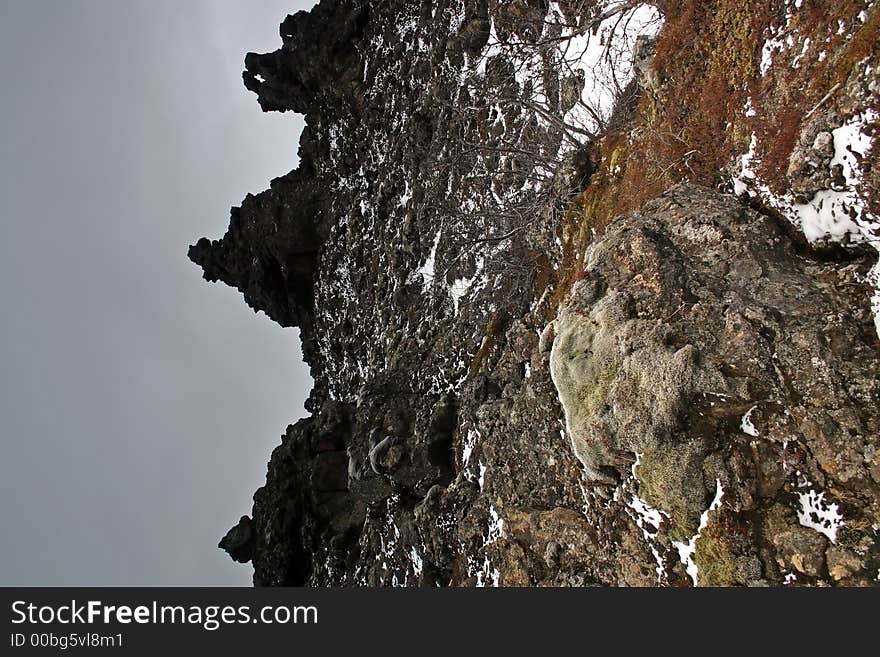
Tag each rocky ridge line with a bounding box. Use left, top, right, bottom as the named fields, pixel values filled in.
left=192, top=0, right=880, bottom=586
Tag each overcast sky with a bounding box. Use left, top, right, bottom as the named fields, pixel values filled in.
left=0, top=0, right=315, bottom=585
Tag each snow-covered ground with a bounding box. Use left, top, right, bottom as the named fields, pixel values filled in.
left=733, top=0, right=880, bottom=337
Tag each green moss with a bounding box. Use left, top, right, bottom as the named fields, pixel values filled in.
left=551, top=317, right=620, bottom=422
left=468, top=309, right=509, bottom=375
left=577, top=356, right=620, bottom=419
left=608, top=146, right=623, bottom=173
left=635, top=446, right=705, bottom=541
left=694, top=520, right=740, bottom=586
left=706, top=0, right=760, bottom=89
left=543, top=191, right=596, bottom=315
left=731, top=121, right=752, bottom=152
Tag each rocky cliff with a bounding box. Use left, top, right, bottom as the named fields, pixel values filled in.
left=191, top=0, right=880, bottom=586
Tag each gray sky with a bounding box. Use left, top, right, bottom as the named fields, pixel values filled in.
left=0, top=0, right=315, bottom=585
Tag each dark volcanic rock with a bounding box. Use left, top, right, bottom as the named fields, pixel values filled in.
left=192, top=1, right=880, bottom=586
left=218, top=516, right=255, bottom=564
left=243, top=1, right=369, bottom=114
left=187, top=169, right=320, bottom=332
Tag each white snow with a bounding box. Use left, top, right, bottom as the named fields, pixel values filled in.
left=759, top=0, right=805, bottom=76
left=797, top=488, right=844, bottom=543
left=472, top=2, right=662, bottom=153
left=732, top=109, right=880, bottom=337
left=462, top=427, right=479, bottom=467
left=793, top=112, right=877, bottom=243
left=629, top=494, right=664, bottom=532
left=418, top=229, right=441, bottom=288
left=791, top=37, right=811, bottom=69
left=731, top=133, right=760, bottom=197
left=486, top=505, right=505, bottom=543
left=471, top=505, right=506, bottom=587
left=450, top=276, right=472, bottom=314
left=741, top=405, right=760, bottom=437
left=409, top=545, right=424, bottom=578
left=831, top=113, right=875, bottom=184
left=398, top=180, right=412, bottom=208
left=625, top=453, right=670, bottom=582
left=760, top=37, right=784, bottom=76
left=474, top=554, right=501, bottom=587
left=672, top=479, right=725, bottom=586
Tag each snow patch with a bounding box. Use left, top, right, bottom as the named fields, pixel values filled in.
left=732, top=109, right=880, bottom=337
left=462, top=427, right=479, bottom=467
left=625, top=453, right=670, bottom=583
left=486, top=505, right=505, bottom=543
left=741, top=405, right=760, bottom=437
left=450, top=276, right=473, bottom=314
left=474, top=555, right=501, bottom=587
left=672, top=480, right=725, bottom=586
left=418, top=229, right=441, bottom=288
left=409, top=545, right=424, bottom=578
left=760, top=38, right=782, bottom=76
left=470, top=505, right=506, bottom=587
left=797, top=487, right=844, bottom=543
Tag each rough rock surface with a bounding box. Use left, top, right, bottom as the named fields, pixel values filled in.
left=552, top=185, right=879, bottom=584
left=191, top=0, right=880, bottom=586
